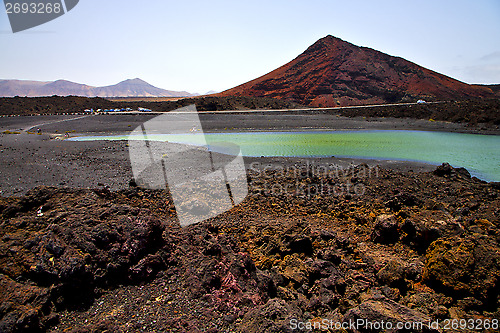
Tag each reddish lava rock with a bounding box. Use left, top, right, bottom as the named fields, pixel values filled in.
left=219, top=35, right=494, bottom=107
left=0, top=163, right=499, bottom=332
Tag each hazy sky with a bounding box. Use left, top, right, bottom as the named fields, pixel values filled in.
left=1, top=0, right=499, bottom=94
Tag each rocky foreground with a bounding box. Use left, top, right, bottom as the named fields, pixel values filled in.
left=1, top=163, right=499, bottom=332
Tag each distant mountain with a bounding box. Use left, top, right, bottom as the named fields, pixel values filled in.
left=219, top=35, right=495, bottom=107
left=0, top=78, right=194, bottom=98
left=92, top=78, right=192, bottom=98
left=189, top=91, right=219, bottom=97
left=38, top=80, right=95, bottom=97
left=0, top=80, right=49, bottom=97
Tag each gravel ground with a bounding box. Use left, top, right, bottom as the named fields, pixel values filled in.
left=1, top=114, right=500, bottom=332
left=1, top=112, right=485, bottom=197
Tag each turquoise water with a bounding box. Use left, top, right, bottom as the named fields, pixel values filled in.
left=70, top=130, right=500, bottom=182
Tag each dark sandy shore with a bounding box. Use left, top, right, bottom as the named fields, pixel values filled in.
left=0, top=112, right=471, bottom=196
left=3, top=111, right=499, bottom=135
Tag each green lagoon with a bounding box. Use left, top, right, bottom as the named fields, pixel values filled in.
left=70, top=130, right=500, bottom=182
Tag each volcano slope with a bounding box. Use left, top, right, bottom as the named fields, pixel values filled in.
left=0, top=161, right=499, bottom=332
left=219, top=35, right=494, bottom=107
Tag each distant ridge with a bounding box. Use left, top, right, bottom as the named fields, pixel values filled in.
left=0, top=78, right=194, bottom=98
left=219, top=35, right=496, bottom=107
left=474, top=84, right=500, bottom=97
